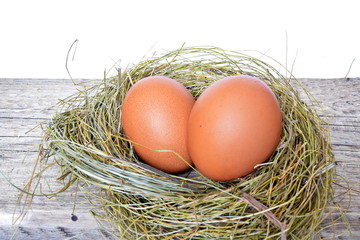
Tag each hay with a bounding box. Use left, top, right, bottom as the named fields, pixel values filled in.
left=32, top=46, right=339, bottom=239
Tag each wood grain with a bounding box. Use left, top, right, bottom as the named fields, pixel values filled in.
left=1, top=78, right=359, bottom=240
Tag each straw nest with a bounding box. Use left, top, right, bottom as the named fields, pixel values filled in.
left=39, top=46, right=337, bottom=239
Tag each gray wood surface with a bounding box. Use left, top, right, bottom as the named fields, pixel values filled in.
left=0, top=78, right=359, bottom=240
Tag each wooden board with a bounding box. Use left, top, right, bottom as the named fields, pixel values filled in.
left=1, top=78, right=359, bottom=240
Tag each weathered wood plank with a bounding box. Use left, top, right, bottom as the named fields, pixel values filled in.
left=1, top=78, right=360, bottom=239
left=0, top=79, right=110, bottom=240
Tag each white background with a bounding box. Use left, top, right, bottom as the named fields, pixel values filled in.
left=1, top=0, right=359, bottom=79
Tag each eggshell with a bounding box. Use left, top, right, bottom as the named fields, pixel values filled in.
left=187, top=75, right=282, bottom=181
left=121, top=76, right=194, bottom=173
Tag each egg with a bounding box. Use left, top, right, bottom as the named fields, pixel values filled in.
left=121, top=76, right=195, bottom=173
left=187, top=75, right=282, bottom=181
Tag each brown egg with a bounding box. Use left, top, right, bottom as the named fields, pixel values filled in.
left=121, top=76, right=195, bottom=173
left=187, top=75, right=282, bottom=181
